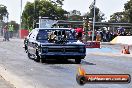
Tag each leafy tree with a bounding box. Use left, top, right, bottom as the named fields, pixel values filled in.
left=124, top=0, right=132, bottom=23
left=22, top=2, right=34, bottom=29
left=68, top=15, right=83, bottom=21
left=87, top=6, right=105, bottom=22
left=83, top=6, right=105, bottom=31
left=109, top=12, right=127, bottom=22
left=68, top=10, right=83, bottom=21
left=22, top=0, right=67, bottom=29
left=108, top=1, right=132, bottom=23
left=0, top=4, right=8, bottom=33
left=8, top=21, right=19, bottom=32
left=0, top=4, right=8, bottom=21
left=69, top=10, right=81, bottom=16
left=50, top=0, right=64, bottom=7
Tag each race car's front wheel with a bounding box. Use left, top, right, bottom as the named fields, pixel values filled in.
left=75, top=59, right=81, bottom=64
left=34, top=55, right=40, bottom=62
left=40, top=58, right=46, bottom=63
left=34, top=51, right=40, bottom=62
left=27, top=52, right=33, bottom=59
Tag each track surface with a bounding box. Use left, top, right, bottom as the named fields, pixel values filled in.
left=0, top=38, right=132, bottom=88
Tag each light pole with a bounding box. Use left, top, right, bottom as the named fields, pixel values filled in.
left=20, top=0, right=22, bottom=30
left=83, top=17, right=89, bottom=42
left=33, top=0, right=38, bottom=28
left=92, top=0, right=96, bottom=41
left=33, top=0, right=36, bottom=28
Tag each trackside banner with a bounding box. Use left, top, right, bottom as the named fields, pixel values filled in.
left=84, top=41, right=100, bottom=48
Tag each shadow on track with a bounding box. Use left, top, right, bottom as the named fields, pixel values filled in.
left=39, top=59, right=96, bottom=65
left=41, top=59, right=77, bottom=64
left=81, top=60, right=96, bottom=65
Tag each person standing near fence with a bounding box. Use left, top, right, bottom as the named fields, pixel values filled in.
left=75, top=28, right=83, bottom=42
left=8, top=24, right=14, bottom=38
left=96, top=32, right=101, bottom=41
left=3, top=25, right=9, bottom=41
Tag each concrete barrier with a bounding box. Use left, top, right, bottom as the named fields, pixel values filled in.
left=110, top=36, right=132, bottom=45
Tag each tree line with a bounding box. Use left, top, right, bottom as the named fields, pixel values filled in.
left=109, top=0, right=132, bottom=23
left=0, top=0, right=132, bottom=31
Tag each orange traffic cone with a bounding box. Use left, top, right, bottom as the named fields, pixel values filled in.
left=122, top=46, right=125, bottom=53
left=126, top=46, right=130, bottom=54
left=122, top=45, right=130, bottom=54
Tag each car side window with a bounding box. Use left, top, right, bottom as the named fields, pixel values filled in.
left=28, top=33, right=32, bottom=38
left=29, top=30, right=38, bottom=40
left=29, top=33, right=34, bottom=39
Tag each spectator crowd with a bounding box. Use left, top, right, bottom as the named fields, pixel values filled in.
left=75, top=27, right=132, bottom=42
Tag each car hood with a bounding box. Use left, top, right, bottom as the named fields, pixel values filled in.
left=36, top=40, right=85, bottom=46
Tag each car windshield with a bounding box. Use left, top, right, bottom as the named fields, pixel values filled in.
left=36, top=29, right=77, bottom=40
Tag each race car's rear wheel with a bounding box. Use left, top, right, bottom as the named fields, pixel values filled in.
left=75, top=59, right=81, bottom=64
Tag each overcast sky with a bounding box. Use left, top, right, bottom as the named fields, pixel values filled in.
left=0, top=0, right=129, bottom=23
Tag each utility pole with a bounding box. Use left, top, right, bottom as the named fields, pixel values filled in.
left=33, top=0, right=38, bottom=29
left=20, top=0, right=22, bottom=30
left=92, top=0, right=96, bottom=41
left=33, top=0, right=36, bottom=28
left=83, top=17, right=89, bottom=42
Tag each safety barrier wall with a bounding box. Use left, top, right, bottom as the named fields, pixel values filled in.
left=84, top=41, right=100, bottom=48
left=111, top=36, right=132, bottom=45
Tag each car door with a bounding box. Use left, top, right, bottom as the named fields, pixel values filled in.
left=28, top=30, right=38, bottom=55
